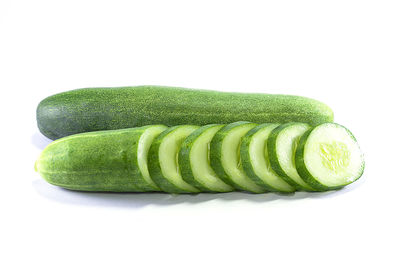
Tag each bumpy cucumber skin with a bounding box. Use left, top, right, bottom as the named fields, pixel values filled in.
left=35, top=128, right=149, bottom=192
left=37, top=86, right=334, bottom=140
left=210, top=121, right=266, bottom=193
left=179, top=124, right=228, bottom=192
left=267, top=123, right=317, bottom=191
left=148, top=125, right=200, bottom=193
left=295, top=123, right=365, bottom=191
left=240, top=124, right=296, bottom=193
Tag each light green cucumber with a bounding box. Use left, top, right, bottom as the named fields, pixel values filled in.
left=210, top=122, right=267, bottom=193
left=148, top=125, right=200, bottom=193
left=295, top=123, right=364, bottom=191
left=35, top=126, right=167, bottom=192
left=179, top=124, right=234, bottom=192
left=267, top=123, right=316, bottom=191
left=240, top=124, right=296, bottom=193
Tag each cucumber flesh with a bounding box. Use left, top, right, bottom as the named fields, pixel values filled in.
left=179, top=124, right=234, bottom=192
left=148, top=125, right=200, bottom=193
left=241, top=123, right=295, bottom=193
left=136, top=125, right=168, bottom=190
left=211, top=122, right=267, bottom=193
left=268, top=123, right=315, bottom=191
left=295, top=123, right=364, bottom=190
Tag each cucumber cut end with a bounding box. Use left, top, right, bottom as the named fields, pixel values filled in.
left=297, top=123, right=364, bottom=190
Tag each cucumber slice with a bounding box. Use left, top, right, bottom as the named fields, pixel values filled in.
left=268, top=123, right=315, bottom=191
left=295, top=123, right=364, bottom=190
left=179, top=124, right=234, bottom=192
left=210, top=121, right=267, bottom=193
left=240, top=123, right=296, bottom=193
left=133, top=125, right=168, bottom=191
left=148, top=125, right=200, bottom=193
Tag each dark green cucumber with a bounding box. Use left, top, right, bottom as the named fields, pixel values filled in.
left=240, top=123, right=296, bottom=193
left=179, top=124, right=234, bottom=192
left=37, top=85, right=334, bottom=140
left=210, top=121, right=267, bottom=193
left=295, top=123, right=365, bottom=191
left=35, top=126, right=166, bottom=192
left=148, top=125, right=200, bottom=193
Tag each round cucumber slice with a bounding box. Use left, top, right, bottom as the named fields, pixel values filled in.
left=134, top=125, right=168, bottom=191
left=148, top=125, right=200, bottom=193
left=295, top=123, right=364, bottom=190
left=241, top=123, right=296, bottom=193
left=268, top=123, right=315, bottom=191
left=210, top=121, right=267, bottom=193
left=179, top=124, right=234, bottom=192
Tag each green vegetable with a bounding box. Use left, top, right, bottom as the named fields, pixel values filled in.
left=148, top=125, right=200, bottom=193
left=210, top=122, right=267, bottom=193
left=240, top=123, right=296, bottom=193
left=295, top=123, right=364, bottom=191
left=179, top=124, right=234, bottom=192
left=267, top=123, right=315, bottom=191
left=35, top=126, right=166, bottom=192
left=37, top=85, right=334, bottom=140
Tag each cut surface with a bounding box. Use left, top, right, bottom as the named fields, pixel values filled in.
left=219, top=122, right=266, bottom=193
left=270, top=123, right=315, bottom=191
left=246, top=124, right=295, bottom=192
left=137, top=125, right=168, bottom=190
left=158, top=125, right=200, bottom=192
left=189, top=125, right=233, bottom=192
left=298, top=123, right=364, bottom=189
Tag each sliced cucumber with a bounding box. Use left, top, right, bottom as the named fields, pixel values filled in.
left=268, top=123, right=315, bottom=191
left=295, top=123, right=364, bottom=190
left=210, top=121, right=266, bottom=193
left=148, top=125, right=200, bottom=193
left=240, top=123, right=296, bottom=193
left=179, top=124, right=234, bottom=192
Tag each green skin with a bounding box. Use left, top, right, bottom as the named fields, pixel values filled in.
left=37, top=85, right=334, bottom=140
left=147, top=125, right=200, bottom=193
left=267, top=123, right=317, bottom=191
left=35, top=127, right=158, bottom=192
left=179, top=124, right=233, bottom=192
left=210, top=121, right=266, bottom=193
left=240, top=123, right=296, bottom=193
left=295, top=123, right=365, bottom=191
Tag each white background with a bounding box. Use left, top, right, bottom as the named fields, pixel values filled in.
left=1, top=0, right=399, bottom=266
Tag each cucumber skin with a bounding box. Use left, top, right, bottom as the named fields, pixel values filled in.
left=35, top=128, right=151, bottom=192
left=295, top=124, right=365, bottom=191
left=267, top=123, right=316, bottom=191
left=179, top=124, right=224, bottom=192
left=37, top=85, right=334, bottom=140
left=148, top=125, right=200, bottom=194
left=240, top=124, right=295, bottom=193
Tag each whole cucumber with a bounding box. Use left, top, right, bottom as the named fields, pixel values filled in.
left=37, top=85, right=333, bottom=140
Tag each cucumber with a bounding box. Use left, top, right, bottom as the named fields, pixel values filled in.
left=210, top=122, right=267, bottom=193
left=35, top=126, right=166, bottom=192
left=267, top=123, right=315, bottom=191
left=148, top=125, right=200, bottom=193
left=179, top=124, right=234, bottom=192
left=37, top=85, right=334, bottom=140
left=240, top=124, right=296, bottom=193
left=295, top=123, right=364, bottom=190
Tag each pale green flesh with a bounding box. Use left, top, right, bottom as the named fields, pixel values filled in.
left=159, top=126, right=200, bottom=192
left=221, top=124, right=265, bottom=193
left=304, top=124, right=364, bottom=187
left=276, top=124, right=314, bottom=190
left=249, top=124, right=295, bottom=192
left=190, top=125, right=233, bottom=192
left=138, top=125, right=168, bottom=189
